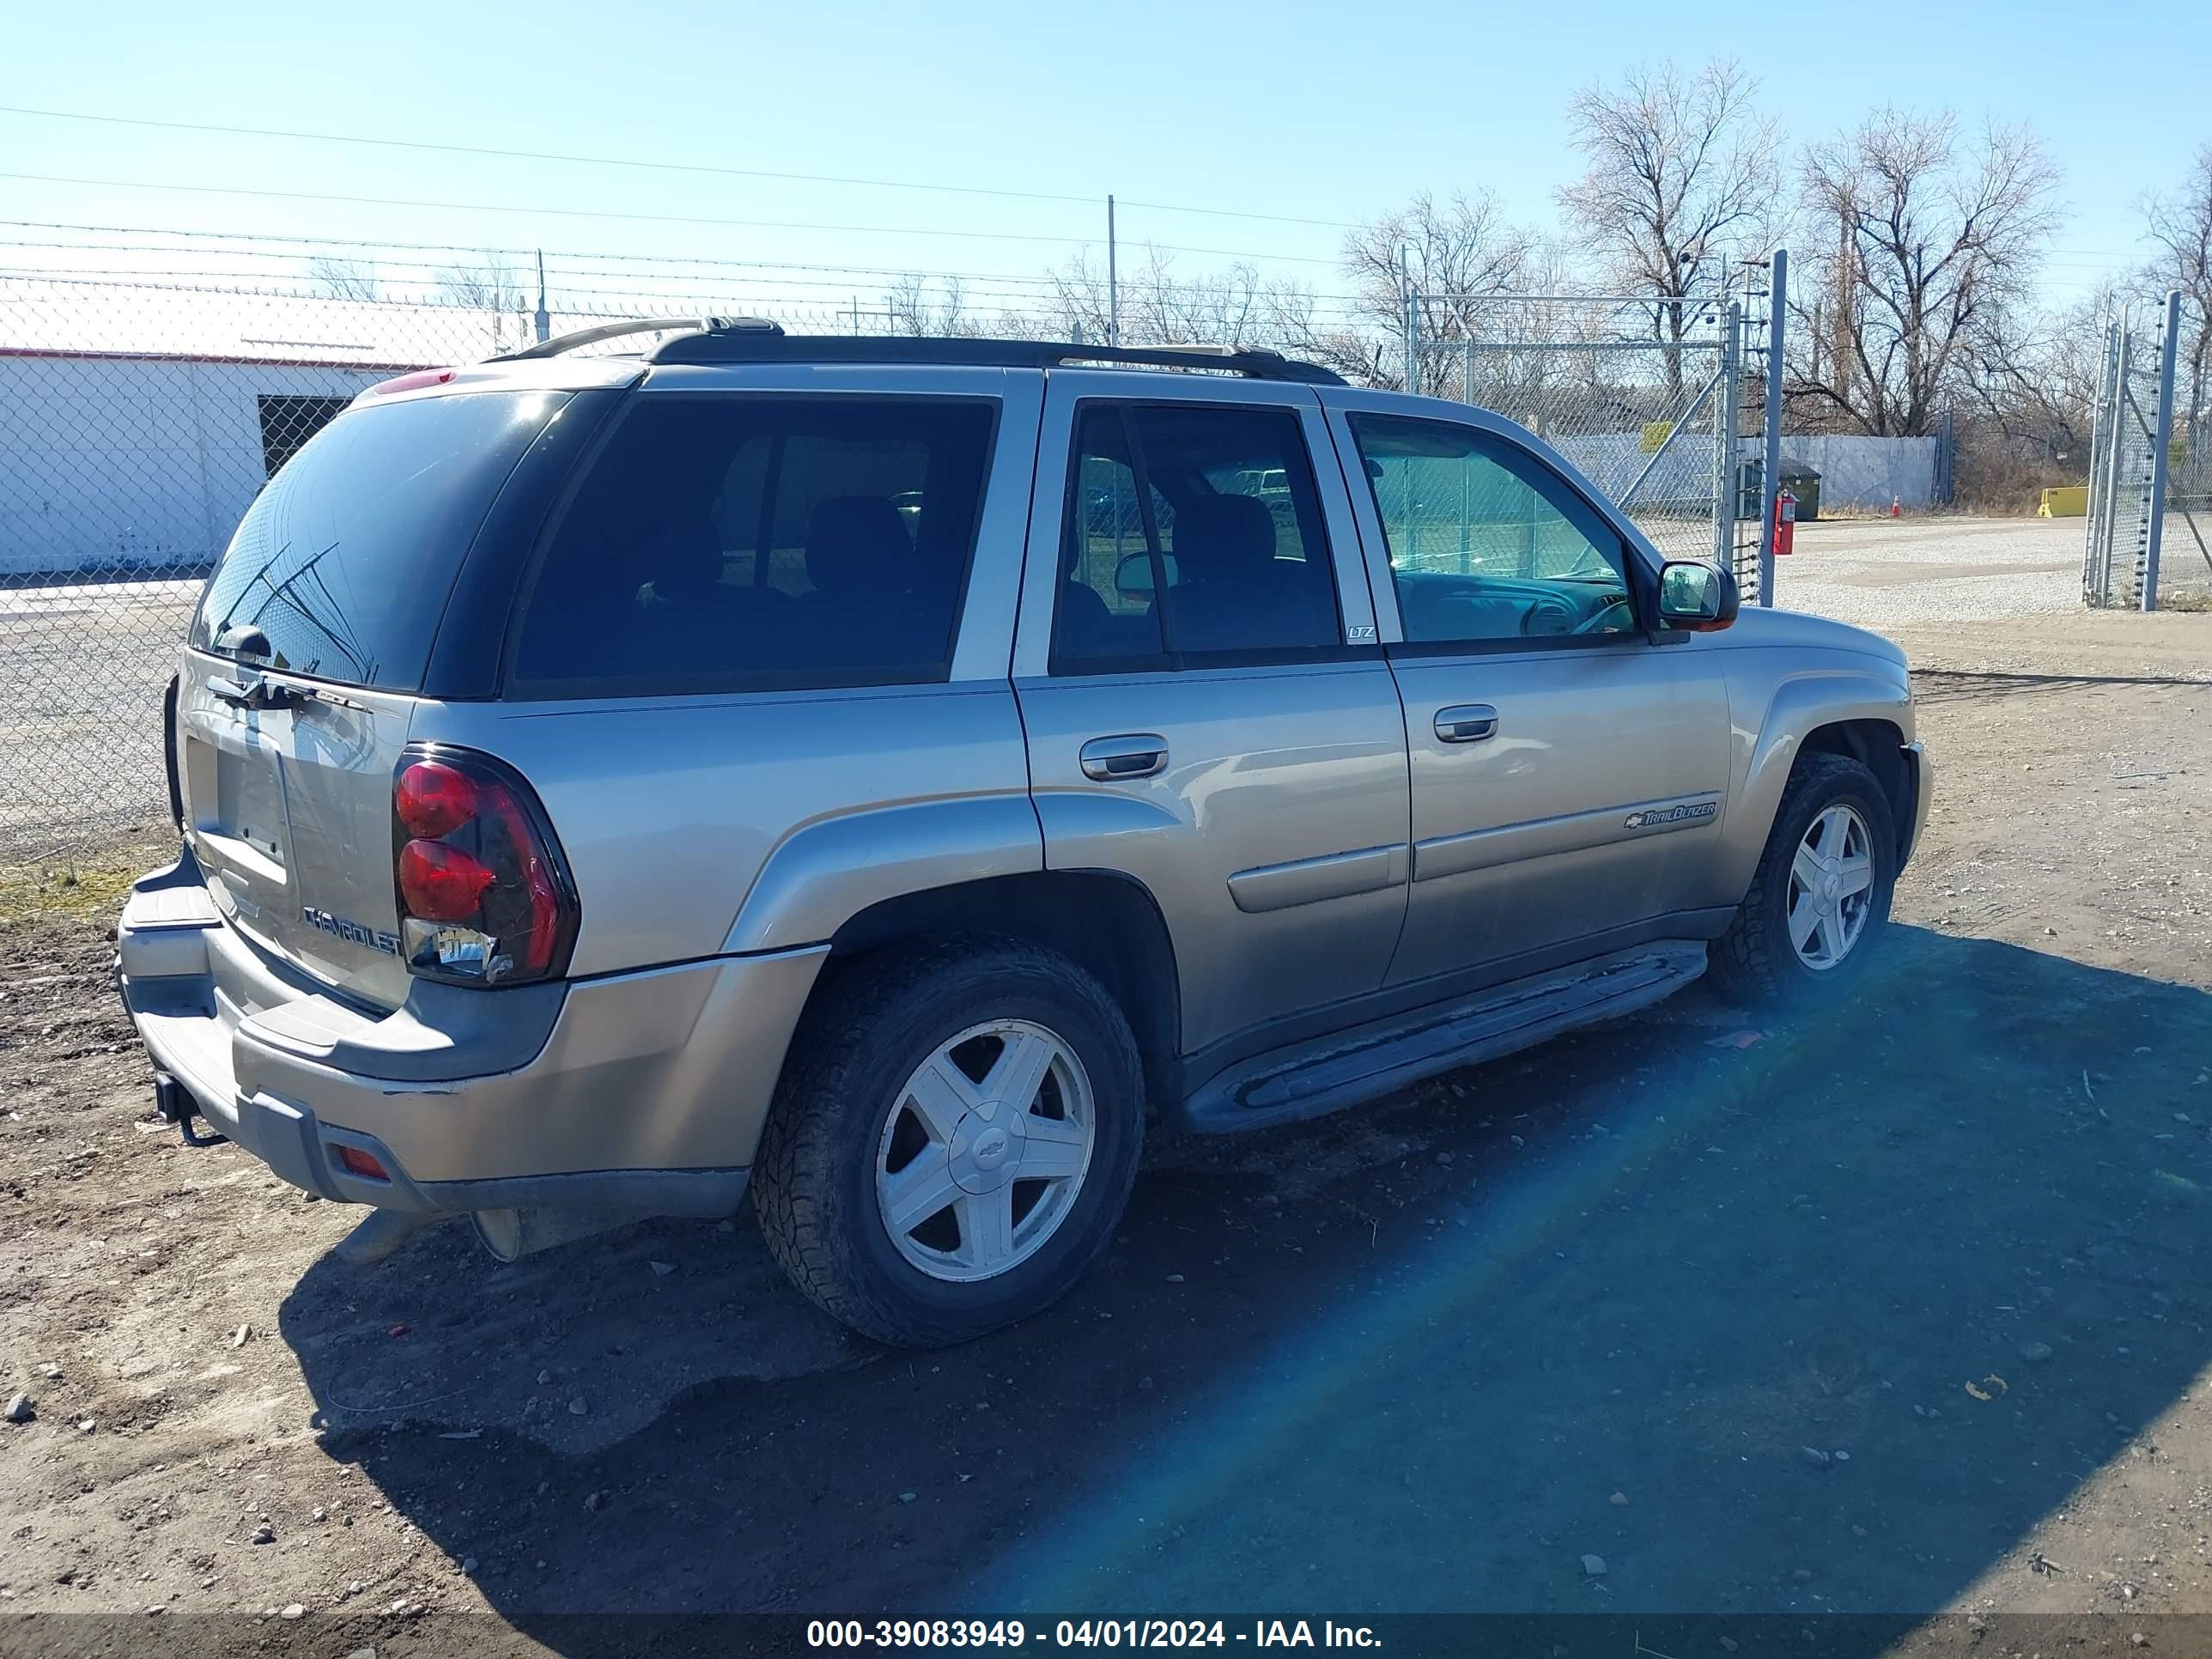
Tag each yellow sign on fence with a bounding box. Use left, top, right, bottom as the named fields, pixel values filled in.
left=2038, top=486, right=2087, bottom=518
left=1639, top=421, right=1674, bottom=454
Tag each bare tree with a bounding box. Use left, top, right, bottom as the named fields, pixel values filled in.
left=1340, top=190, right=1535, bottom=392
left=1791, top=109, right=2060, bottom=435
left=1121, top=248, right=1272, bottom=346
left=1042, top=252, right=1114, bottom=343
left=2142, top=143, right=2212, bottom=453
left=1962, top=281, right=2122, bottom=466
left=883, top=273, right=978, bottom=337
left=1257, top=282, right=1395, bottom=386
left=307, top=258, right=381, bottom=301
left=436, top=252, right=531, bottom=353
left=1557, top=58, right=1784, bottom=398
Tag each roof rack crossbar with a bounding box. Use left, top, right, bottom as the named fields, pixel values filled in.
left=640, top=333, right=1346, bottom=385
left=492, top=314, right=786, bottom=362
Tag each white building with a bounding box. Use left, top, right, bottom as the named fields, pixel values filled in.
left=0, top=280, right=526, bottom=579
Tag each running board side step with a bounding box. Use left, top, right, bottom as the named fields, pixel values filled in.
left=1170, top=941, right=1708, bottom=1135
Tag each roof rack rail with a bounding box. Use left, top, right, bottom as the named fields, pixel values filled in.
left=641, top=333, right=1347, bottom=385
left=491, top=314, right=786, bottom=362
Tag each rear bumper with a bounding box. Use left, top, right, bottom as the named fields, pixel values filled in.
left=116, top=852, right=824, bottom=1216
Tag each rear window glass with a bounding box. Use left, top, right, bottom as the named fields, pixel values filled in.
left=191, top=391, right=566, bottom=690
left=509, top=396, right=995, bottom=693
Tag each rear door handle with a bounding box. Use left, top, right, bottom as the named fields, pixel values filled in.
left=1434, top=705, right=1498, bottom=744
left=1080, top=733, right=1169, bottom=781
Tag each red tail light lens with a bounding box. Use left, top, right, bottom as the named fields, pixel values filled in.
left=395, top=760, right=478, bottom=838
left=390, top=746, right=578, bottom=986
left=398, top=839, right=497, bottom=920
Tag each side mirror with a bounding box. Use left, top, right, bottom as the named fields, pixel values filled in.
left=1656, top=560, right=1739, bottom=632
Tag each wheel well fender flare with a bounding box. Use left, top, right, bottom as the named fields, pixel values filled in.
left=721, top=794, right=1044, bottom=957
left=1726, top=672, right=1911, bottom=897
left=822, top=869, right=1183, bottom=1108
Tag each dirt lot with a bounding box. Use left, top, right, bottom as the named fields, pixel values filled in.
left=3, top=553, right=2210, bottom=1653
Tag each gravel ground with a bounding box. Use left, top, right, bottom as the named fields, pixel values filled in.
left=2, top=527, right=2209, bottom=1656
left=1768, top=515, right=2087, bottom=628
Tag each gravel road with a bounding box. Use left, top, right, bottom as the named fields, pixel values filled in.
left=1768, top=514, right=2087, bottom=628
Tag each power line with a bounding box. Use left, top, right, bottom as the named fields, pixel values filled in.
left=0, top=224, right=1393, bottom=327
left=0, top=221, right=1097, bottom=289
left=0, top=104, right=1358, bottom=231
left=0, top=173, right=1344, bottom=265
left=0, top=268, right=1388, bottom=325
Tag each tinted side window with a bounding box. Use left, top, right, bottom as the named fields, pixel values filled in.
left=511, top=397, right=994, bottom=693
left=1349, top=415, right=1636, bottom=647
left=193, top=390, right=568, bottom=691
left=1054, top=402, right=1341, bottom=671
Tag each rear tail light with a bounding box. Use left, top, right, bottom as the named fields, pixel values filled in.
left=391, top=746, right=577, bottom=987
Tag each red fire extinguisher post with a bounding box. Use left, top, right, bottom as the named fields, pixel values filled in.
left=1774, top=488, right=1797, bottom=557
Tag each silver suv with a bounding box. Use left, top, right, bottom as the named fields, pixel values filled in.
left=117, top=322, right=1931, bottom=1346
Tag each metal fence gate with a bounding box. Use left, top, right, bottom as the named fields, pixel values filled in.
left=2082, top=289, right=2210, bottom=611
left=1405, top=268, right=1780, bottom=607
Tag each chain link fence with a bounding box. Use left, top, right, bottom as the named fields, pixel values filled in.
left=0, top=273, right=869, bottom=868
left=1407, top=292, right=1771, bottom=600
left=2082, top=290, right=2211, bottom=611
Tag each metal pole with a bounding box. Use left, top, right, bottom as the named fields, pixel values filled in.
left=1107, top=195, right=1119, bottom=348
left=2082, top=321, right=2116, bottom=603
left=533, top=249, right=550, bottom=345
left=1757, top=248, right=1787, bottom=607
left=1715, top=300, right=1742, bottom=569
left=1401, top=244, right=1419, bottom=395
left=2099, top=319, right=2134, bottom=605
left=2143, top=289, right=2184, bottom=612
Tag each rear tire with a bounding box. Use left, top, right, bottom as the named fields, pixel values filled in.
left=752, top=937, right=1144, bottom=1347
left=1711, top=752, right=1897, bottom=1008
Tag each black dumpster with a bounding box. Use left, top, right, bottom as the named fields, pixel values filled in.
left=1736, top=455, right=1823, bottom=521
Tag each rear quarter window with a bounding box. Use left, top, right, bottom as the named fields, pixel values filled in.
left=191, top=390, right=568, bottom=691
left=507, top=395, right=995, bottom=696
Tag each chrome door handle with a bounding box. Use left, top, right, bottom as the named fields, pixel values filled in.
left=1434, top=705, right=1498, bottom=744
left=1080, top=733, right=1169, bottom=781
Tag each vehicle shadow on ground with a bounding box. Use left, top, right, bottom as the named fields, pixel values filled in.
left=280, top=927, right=2212, bottom=1648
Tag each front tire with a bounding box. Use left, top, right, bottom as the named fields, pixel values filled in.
left=752, top=937, right=1145, bottom=1347
left=1711, top=752, right=1897, bottom=1008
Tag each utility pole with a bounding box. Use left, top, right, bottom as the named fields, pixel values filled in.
left=1107, top=195, right=1119, bottom=348
left=532, top=249, right=550, bottom=345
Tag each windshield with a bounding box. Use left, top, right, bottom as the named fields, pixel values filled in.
left=190, top=389, right=568, bottom=690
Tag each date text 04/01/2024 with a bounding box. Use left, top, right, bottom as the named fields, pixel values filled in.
left=805, top=1620, right=1383, bottom=1649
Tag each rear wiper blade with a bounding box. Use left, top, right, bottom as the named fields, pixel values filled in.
left=205, top=672, right=307, bottom=712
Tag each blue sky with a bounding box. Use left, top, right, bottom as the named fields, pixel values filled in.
left=3, top=0, right=2203, bottom=319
